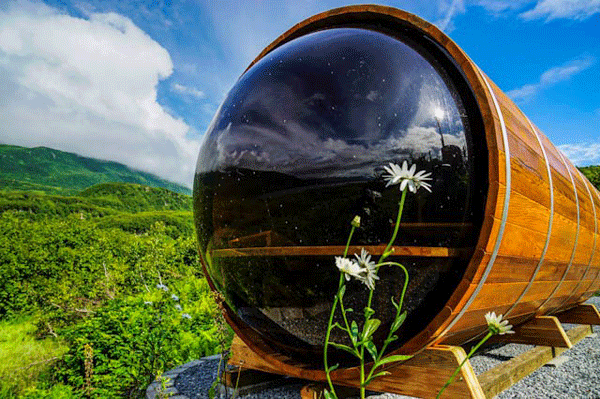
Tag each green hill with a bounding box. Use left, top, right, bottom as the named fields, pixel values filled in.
left=80, top=182, right=191, bottom=212
left=0, top=144, right=191, bottom=195
left=579, top=165, right=600, bottom=191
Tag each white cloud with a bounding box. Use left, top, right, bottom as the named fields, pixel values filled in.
left=436, top=0, right=466, bottom=32
left=475, top=0, right=531, bottom=14
left=520, top=0, right=600, bottom=21
left=0, top=0, right=200, bottom=187
left=507, top=56, right=594, bottom=101
left=558, top=143, right=600, bottom=165
left=436, top=0, right=599, bottom=31
left=171, top=83, right=206, bottom=99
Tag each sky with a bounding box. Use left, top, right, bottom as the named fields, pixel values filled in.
left=0, top=0, right=598, bottom=187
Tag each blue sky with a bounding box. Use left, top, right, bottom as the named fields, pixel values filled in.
left=0, top=0, right=599, bottom=187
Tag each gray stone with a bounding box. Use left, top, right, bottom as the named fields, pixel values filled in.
left=183, top=359, right=203, bottom=368
left=545, top=355, right=570, bottom=368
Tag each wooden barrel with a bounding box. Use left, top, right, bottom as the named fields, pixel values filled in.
left=193, top=5, right=600, bottom=375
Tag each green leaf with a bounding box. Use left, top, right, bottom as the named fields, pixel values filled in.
left=338, top=285, right=346, bottom=300
left=390, top=311, right=407, bottom=333
left=350, top=321, right=359, bottom=343
left=362, top=318, right=381, bottom=340
left=365, top=340, right=378, bottom=361
left=376, top=354, right=413, bottom=367
left=384, top=334, right=399, bottom=345
left=364, top=306, right=375, bottom=319
left=330, top=342, right=358, bottom=357
left=327, top=363, right=339, bottom=373
left=364, top=371, right=391, bottom=385
left=390, top=296, right=399, bottom=310
left=345, top=308, right=353, bottom=312
left=323, top=389, right=336, bottom=399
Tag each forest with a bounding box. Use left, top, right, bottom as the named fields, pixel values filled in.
left=0, top=183, right=231, bottom=398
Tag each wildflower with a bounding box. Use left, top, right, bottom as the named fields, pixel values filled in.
left=144, top=301, right=153, bottom=305
left=156, top=283, right=169, bottom=292
left=175, top=304, right=182, bottom=311
left=485, top=312, right=514, bottom=335
left=354, top=248, right=379, bottom=290
left=181, top=313, right=192, bottom=319
left=351, top=215, right=361, bottom=228
left=335, top=256, right=365, bottom=281
left=383, top=161, right=432, bottom=193
left=171, top=294, right=179, bottom=301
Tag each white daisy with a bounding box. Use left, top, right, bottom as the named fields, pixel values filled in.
left=354, top=248, right=379, bottom=290
left=485, top=312, right=514, bottom=335
left=335, top=256, right=365, bottom=281
left=382, top=161, right=432, bottom=193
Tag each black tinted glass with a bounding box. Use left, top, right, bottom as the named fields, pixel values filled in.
left=194, top=27, right=485, bottom=365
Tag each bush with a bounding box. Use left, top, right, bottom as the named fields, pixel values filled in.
left=54, top=280, right=223, bottom=398
left=0, top=213, right=202, bottom=320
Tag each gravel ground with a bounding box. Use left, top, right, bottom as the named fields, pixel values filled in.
left=173, top=297, right=600, bottom=399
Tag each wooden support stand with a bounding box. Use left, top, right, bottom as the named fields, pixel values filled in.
left=555, top=303, right=600, bottom=325
left=488, top=315, right=571, bottom=348
left=228, top=305, right=599, bottom=398
left=478, top=324, right=592, bottom=398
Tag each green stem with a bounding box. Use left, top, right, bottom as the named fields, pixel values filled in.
left=324, top=224, right=356, bottom=398
left=365, top=261, right=409, bottom=382
left=340, top=226, right=356, bottom=345
left=344, top=226, right=355, bottom=258
left=361, top=194, right=407, bottom=398
left=379, top=190, right=407, bottom=264
left=360, top=360, right=366, bottom=399
left=360, top=284, right=375, bottom=399
left=324, top=273, right=344, bottom=398
left=338, top=292, right=353, bottom=347
left=436, top=331, right=493, bottom=399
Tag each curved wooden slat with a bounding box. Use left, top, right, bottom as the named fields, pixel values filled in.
left=536, top=149, right=581, bottom=314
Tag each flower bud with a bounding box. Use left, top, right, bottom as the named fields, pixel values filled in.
left=351, top=215, right=361, bottom=228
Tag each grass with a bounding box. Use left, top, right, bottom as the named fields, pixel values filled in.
left=0, top=317, right=68, bottom=396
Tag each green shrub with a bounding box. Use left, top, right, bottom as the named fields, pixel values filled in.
left=0, top=212, right=202, bottom=320
left=54, top=280, right=222, bottom=398
left=96, top=211, right=193, bottom=238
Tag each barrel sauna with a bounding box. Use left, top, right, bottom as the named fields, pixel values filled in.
left=193, top=5, right=600, bottom=375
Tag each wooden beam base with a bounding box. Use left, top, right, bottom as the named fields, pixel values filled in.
left=479, top=324, right=592, bottom=398
left=229, top=335, right=484, bottom=398
left=228, top=321, right=594, bottom=398
left=489, top=316, right=571, bottom=348
left=555, top=304, right=600, bottom=325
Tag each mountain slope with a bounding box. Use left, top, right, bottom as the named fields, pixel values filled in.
left=0, top=144, right=191, bottom=195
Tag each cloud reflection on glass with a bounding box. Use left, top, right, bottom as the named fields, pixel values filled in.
left=197, top=28, right=468, bottom=179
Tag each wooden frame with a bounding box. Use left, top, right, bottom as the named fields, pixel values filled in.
left=489, top=316, right=571, bottom=348
left=228, top=325, right=595, bottom=398
left=555, top=303, right=600, bottom=325
left=213, top=245, right=468, bottom=258
left=227, top=305, right=599, bottom=398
